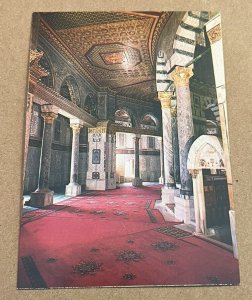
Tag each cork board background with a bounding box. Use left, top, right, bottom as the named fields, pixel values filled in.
left=0, top=0, right=251, bottom=299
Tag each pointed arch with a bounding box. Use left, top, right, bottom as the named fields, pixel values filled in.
left=187, top=135, right=224, bottom=171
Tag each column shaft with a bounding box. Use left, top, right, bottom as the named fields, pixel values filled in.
left=132, top=135, right=142, bottom=187
left=171, top=108, right=180, bottom=184
left=38, top=113, right=57, bottom=190
left=171, top=67, right=194, bottom=196
left=191, top=170, right=201, bottom=234
left=65, top=122, right=83, bottom=196
left=134, top=137, right=140, bottom=178
left=70, top=125, right=81, bottom=183
left=158, top=137, right=164, bottom=184
left=30, top=107, right=58, bottom=208
left=158, top=92, right=175, bottom=188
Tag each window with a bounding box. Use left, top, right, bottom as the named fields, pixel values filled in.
left=147, top=136, right=155, bottom=149
left=117, top=133, right=125, bottom=147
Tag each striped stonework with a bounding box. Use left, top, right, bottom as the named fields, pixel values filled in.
left=156, top=51, right=170, bottom=92
left=166, top=11, right=209, bottom=74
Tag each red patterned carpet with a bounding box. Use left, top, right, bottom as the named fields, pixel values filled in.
left=17, top=185, right=239, bottom=288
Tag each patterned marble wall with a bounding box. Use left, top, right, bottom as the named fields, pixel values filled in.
left=190, top=81, right=218, bottom=140
left=116, top=153, right=160, bottom=182
left=78, top=152, right=88, bottom=187
left=24, top=146, right=41, bottom=193
left=50, top=150, right=71, bottom=191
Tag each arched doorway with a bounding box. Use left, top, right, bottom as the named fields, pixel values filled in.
left=187, top=135, right=232, bottom=244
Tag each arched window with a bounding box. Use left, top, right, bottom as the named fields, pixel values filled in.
left=140, top=114, right=157, bottom=130
left=37, top=50, right=54, bottom=88
left=114, top=109, right=132, bottom=127
left=84, top=94, right=98, bottom=117
left=60, top=76, right=80, bottom=107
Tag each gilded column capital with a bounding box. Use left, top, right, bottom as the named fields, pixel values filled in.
left=207, top=24, right=222, bottom=45
left=41, top=112, right=58, bottom=124
left=158, top=91, right=173, bottom=109
left=189, top=169, right=199, bottom=179
left=133, top=134, right=141, bottom=141
left=71, top=123, right=83, bottom=134
left=170, top=66, right=193, bottom=87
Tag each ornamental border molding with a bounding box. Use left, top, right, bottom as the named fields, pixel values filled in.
left=207, top=24, right=222, bottom=45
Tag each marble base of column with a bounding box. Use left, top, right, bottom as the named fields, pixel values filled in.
left=161, top=184, right=176, bottom=205
left=174, top=195, right=193, bottom=223
left=180, top=189, right=193, bottom=200
left=159, top=176, right=164, bottom=184
left=229, top=210, right=238, bottom=259
left=132, top=177, right=142, bottom=187
left=30, top=190, right=54, bottom=208
left=65, top=182, right=82, bottom=197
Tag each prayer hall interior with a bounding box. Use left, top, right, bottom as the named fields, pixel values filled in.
left=18, top=11, right=240, bottom=288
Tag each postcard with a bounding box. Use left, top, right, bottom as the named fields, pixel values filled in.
left=17, top=11, right=240, bottom=288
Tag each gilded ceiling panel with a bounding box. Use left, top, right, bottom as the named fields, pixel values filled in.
left=40, top=12, right=172, bottom=102
left=55, top=18, right=155, bottom=89
left=41, top=12, right=147, bottom=30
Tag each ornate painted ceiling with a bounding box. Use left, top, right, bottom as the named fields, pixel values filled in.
left=40, top=12, right=172, bottom=102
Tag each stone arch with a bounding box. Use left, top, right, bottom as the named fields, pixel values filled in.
left=166, top=12, right=209, bottom=73
left=37, top=48, right=55, bottom=88
left=140, top=113, right=159, bottom=131
left=187, top=135, right=224, bottom=171
left=114, top=107, right=137, bottom=128
left=83, top=93, right=98, bottom=117
left=60, top=75, right=81, bottom=107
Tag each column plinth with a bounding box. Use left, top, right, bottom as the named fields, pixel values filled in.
left=30, top=107, right=58, bottom=208
left=65, top=122, right=83, bottom=196
left=132, top=135, right=142, bottom=187
left=171, top=66, right=194, bottom=197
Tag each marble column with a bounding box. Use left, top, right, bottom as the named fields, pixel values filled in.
left=206, top=14, right=237, bottom=258
left=158, top=91, right=175, bottom=188
left=157, top=137, right=164, bottom=184
left=106, top=132, right=117, bottom=190
left=171, top=106, right=181, bottom=185
left=190, top=169, right=203, bottom=235
left=30, top=105, right=58, bottom=208
left=65, top=120, right=83, bottom=196
left=171, top=66, right=194, bottom=197
left=158, top=91, right=176, bottom=205
left=132, top=134, right=142, bottom=187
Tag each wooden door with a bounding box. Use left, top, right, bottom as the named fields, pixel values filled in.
left=203, top=169, right=230, bottom=228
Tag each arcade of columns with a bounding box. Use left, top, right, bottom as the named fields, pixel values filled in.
left=156, top=14, right=238, bottom=258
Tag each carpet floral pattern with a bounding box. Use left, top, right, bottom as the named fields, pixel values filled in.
left=18, top=185, right=239, bottom=288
